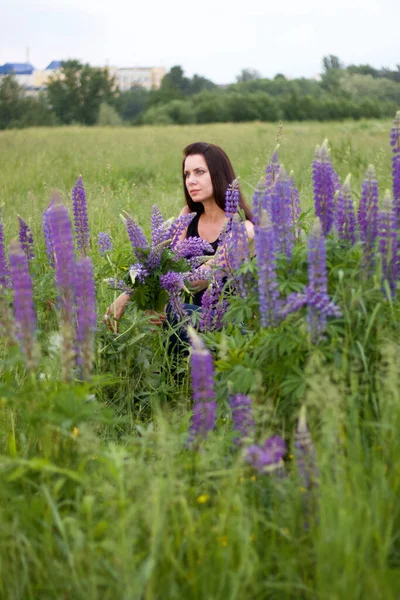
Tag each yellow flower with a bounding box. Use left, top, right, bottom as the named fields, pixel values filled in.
left=218, top=535, right=228, bottom=547
left=197, top=494, right=210, bottom=504
left=249, top=533, right=255, bottom=542
left=250, top=475, right=256, bottom=481
left=288, top=453, right=294, bottom=460
left=72, top=427, right=79, bottom=439
left=299, top=487, right=306, bottom=493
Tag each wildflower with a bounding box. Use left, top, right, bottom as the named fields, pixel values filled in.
left=378, top=190, right=399, bottom=297
left=188, top=400, right=217, bottom=445
left=174, top=237, right=214, bottom=259
left=312, top=140, right=337, bottom=235
left=97, top=231, right=112, bottom=255
left=169, top=212, right=196, bottom=251
left=76, top=257, right=97, bottom=379
left=151, top=204, right=166, bottom=246
left=129, top=263, right=149, bottom=284
left=72, top=175, right=90, bottom=256
left=263, top=146, right=280, bottom=220
left=270, top=168, right=294, bottom=259
left=160, top=271, right=187, bottom=320
left=252, top=179, right=265, bottom=227
left=200, top=274, right=227, bottom=332
left=9, top=240, right=37, bottom=369
left=197, top=494, right=209, bottom=504
left=42, top=198, right=55, bottom=266
left=390, top=111, right=400, bottom=227
left=121, top=210, right=148, bottom=258
left=229, top=394, right=255, bottom=445
left=254, top=211, right=280, bottom=327
left=335, top=174, right=356, bottom=245
left=72, top=427, right=79, bottom=438
left=0, top=214, right=10, bottom=287
left=245, top=435, right=286, bottom=474
left=18, top=216, right=34, bottom=260
left=225, top=179, right=240, bottom=222
left=358, top=165, right=379, bottom=275
left=47, top=199, right=77, bottom=381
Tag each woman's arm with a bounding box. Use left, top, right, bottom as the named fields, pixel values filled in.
left=103, top=292, right=131, bottom=333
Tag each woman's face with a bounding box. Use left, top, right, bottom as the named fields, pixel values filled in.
left=184, top=154, right=214, bottom=204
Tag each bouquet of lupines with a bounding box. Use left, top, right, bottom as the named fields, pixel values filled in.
left=110, top=205, right=214, bottom=314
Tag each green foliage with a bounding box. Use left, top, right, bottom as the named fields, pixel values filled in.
left=97, top=103, right=123, bottom=126
left=0, top=76, right=56, bottom=129
left=47, top=60, right=118, bottom=125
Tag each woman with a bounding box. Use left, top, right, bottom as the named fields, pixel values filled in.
left=104, top=142, right=254, bottom=330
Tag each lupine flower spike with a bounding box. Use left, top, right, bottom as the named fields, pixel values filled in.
left=200, top=274, right=228, bottom=332
left=160, top=271, right=187, bottom=320
left=245, top=436, right=286, bottom=475
left=9, top=240, right=37, bottom=370
left=270, top=168, right=294, bottom=259
left=229, top=394, right=255, bottom=446
left=76, top=257, right=97, bottom=379
left=254, top=210, right=280, bottom=327
left=72, top=175, right=90, bottom=256
left=121, top=210, right=148, bottom=259
left=378, top=190, right=399, bottom=298
left=97, top=231, right=112, bottom=255
left=48, top=199, right=77, bottom=381
left=187, top=327, right=217, bottom=446
left=262, top=145, right=280, bottom=220
left=358, top=165, right=379, bottom=276
left=390, top=111, right=400, bottom=227
left=335, top=174, right=356, bottom=245
left=312, top=140, right=337, bottom=235
left=0, top=213, right=10, bottom=287
left=42, top=198, right=55, bottom=266
left=18, top=216, right=34, bottom=260
left=225, top=178, right=240, bottom=225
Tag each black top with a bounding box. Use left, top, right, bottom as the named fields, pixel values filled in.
left=186, top=213, right=220, bottom=306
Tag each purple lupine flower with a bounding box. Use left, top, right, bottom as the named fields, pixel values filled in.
left=188, top=327, right=216, bottom=403
left=312, top=141, right=336, bottom=236
left=188, top=400, right=217, bottom=446
left=160, top=271, right=186, bottom=320
left=151, top=204, right=165, bottom=247
left=0, top=215, right=10, bottom=287
left=9, top=240, right=37, bottom=369
left=76, top=257, right=97, bottom=379
left=97, top=232, right=112, bottom=255
left=225, top=179, right=240, bottom=222
left=270, top=169, right=294, bottom=260
left=229, top=394, right=255, bottom=445
left=262, top=146, right=280, bottom=219
left=226, top=217, right=250, bottom=297
left=245, top=435, right=286, bottom=474
left=288, top=171, right=301, bottom=240
left=174, top=237, right=214, bottom=259
left=147, top=239, right=170, bottom=270
left=335, top=175, right=356, bottom=245
left=280, top=292, right=308, bottom=318
left=169, top=212, right=196, bottom=251
left=129, top=262, right=149, bottom=284
left=42, top=199, right=55, bottom=266
left=252, top=180, right=265, bottom=227
left=72, top=175, right=90, bottom=256
left=306, top=218, right=329, bottom=342
left=18, top=216, right=34, bottom=260
left=358, top=165, right=379, bottom=275
left=390, top=111, right=400, bottom=227
left=200, top=275, right=228, bottom=332
left=294, top=406, right=319, bottom=490
left=122, top=210, right=148, bottom=258
left=254, top=211, right=280, bottom=327
left=48, top=200, right=77, bottom=381
left=378, top=191, right=399, bottom=297
left=104, top=278, right=133, bottom=294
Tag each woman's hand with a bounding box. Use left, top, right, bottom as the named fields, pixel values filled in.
left=103, top=292, right=131, bottom=333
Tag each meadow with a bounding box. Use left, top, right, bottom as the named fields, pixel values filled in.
left=0, top=118, right=400, bottom=600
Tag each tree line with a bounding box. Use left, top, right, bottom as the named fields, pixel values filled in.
left=1, top=55, right=399, bottom=130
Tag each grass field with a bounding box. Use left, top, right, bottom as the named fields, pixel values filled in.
left=1, top=118, right=400, bottom=600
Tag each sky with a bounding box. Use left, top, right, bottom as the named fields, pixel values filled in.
left=1, top=0, right=399, bottom=84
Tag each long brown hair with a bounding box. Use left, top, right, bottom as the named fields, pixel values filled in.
left=182, top=142, right=253, bottom=222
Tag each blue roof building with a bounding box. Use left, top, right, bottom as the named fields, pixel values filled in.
left=0, top=62, right=35, bottom=75
left=45, top=60, right=62, bottom=71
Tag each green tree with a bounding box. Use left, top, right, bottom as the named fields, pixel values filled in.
left=118, top=86, right=148, bottom=122
left=97, top=103, right=123, bottom=126
left=47, top=60, right=118, bottom=125
left=236, top=68, right=262, bottom=82
left=0, top=76, right=55, bottom=129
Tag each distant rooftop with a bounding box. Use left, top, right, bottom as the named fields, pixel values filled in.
left=46, top=60, right=62, bottom=71
left=0, top=62, right=35, bottom=75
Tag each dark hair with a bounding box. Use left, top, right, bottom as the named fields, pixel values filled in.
left=182, top=142, right=253, bottom=222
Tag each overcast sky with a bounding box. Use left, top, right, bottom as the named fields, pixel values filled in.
left=1, top=0, right=399, bottom=84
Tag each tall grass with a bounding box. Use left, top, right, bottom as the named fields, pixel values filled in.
left=0, top=120, right=399, bottom=599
